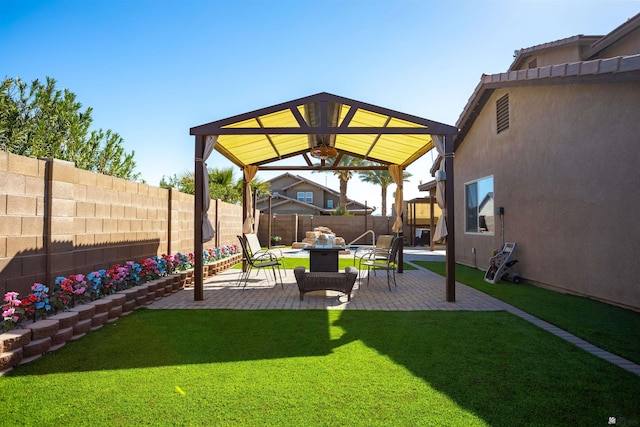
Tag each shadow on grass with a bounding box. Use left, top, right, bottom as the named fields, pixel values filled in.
left=9, top=309, right=334, bottom=374
left=7, top=309, right=640, bottom=425
left=332, top=310, right=640, bottom=426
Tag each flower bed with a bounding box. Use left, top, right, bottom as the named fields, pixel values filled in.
left=0, top=245, right=240, bottom=374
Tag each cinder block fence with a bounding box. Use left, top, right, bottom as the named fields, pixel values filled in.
left=0, top=151, right=243, bottom=296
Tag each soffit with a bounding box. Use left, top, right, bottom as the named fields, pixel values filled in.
left=190, top=92, right=458, bottom=169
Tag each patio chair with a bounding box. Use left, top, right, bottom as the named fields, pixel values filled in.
left=361, top=236, right=402, bottom=291
left=237, top=235, right=283, bottom=289
left=243, top=233, right=286, bottom=276
left=355, top=234, right=395, bottom=274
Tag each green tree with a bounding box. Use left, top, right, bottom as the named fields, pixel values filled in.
left=0, top=77, right=138, bottom=180
left=210, top=167, right=242, bottom=203
left=359, top=166, right=412, bottom=217
left=160, top=170, right=196, bottom=194
left=160, top=166, right=270, bottom=205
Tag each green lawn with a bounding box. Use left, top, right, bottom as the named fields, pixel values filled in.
left=2, top=309, right=639, bottom=426
left=412, top=260, right=640, bottom=365
left=233, top=256, right=417, bottom=271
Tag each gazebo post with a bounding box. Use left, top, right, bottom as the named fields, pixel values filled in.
left=194, top=135, right=204, bottom=301
left=444, top=134, right=456, bottom=302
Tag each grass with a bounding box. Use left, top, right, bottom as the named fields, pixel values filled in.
left=233, top=255, right=417, bottom=271
left=413, top=260, right=640, bottom=365
left=2, top=309, right=640, bottom=426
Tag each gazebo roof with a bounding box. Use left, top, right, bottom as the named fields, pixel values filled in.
left=190, top=92, right=458, bottom=169
left=190, top=92, right=458, bottom=304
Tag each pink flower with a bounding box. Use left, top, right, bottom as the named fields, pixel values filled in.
left=4, top=292, right=19, bottom=303
left=2, top=307, right=15, bottom=319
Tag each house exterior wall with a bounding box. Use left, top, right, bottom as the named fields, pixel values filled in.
left=454, top=82, right=640, bottom=309
left=527, top=45, right=582, bottom=68
left=258, top=173, right=363, bottom=215
left=596, top=27, right=640, bottom=57
left=0, top=151, right=242, bottom=296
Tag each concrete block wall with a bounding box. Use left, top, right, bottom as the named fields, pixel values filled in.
left=169, top=188, right=194, bottom=255
left=0, top=153, right=47, bottom=297
left=214, top=199, right=245, bottom=249
left=0, top=152, right=243, bottom=296
left=258, top=213, right=405, bottom=247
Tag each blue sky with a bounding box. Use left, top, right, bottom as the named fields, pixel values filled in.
left=3, top=0, right=638, bottom=215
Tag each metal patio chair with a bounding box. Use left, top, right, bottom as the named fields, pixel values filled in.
left=237, top=235, right=283, bottom=289
left=243, top=233, right=286, bottom=276
left=361, top=236, right=402, bottom=291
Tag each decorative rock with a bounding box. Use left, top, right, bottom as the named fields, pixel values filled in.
left=145, top=291, right=155, bottom=304
left=119, top=288, right=138, bottom=302
left=48, top=311, right=79, bottom=330
left=90, top=299, right=113, bottom=314
left=146, top=281, right=159, bottom=294
left=154, top=285, right=165, bottom=300
left=71, top=318, right=92, bottom=339
left=107, top=305, right=123, bottom=322
left=121, top=300, right=136, bottom=315
left=0, top=347, right=23, bottom=373
left=164, top=282, right=174, bottom=294
left=21, top=337, right=51, bottom=360
left=172, top=275, right=183, bottom=291
left=69, top=304, right=95, bottom=321
left=28, top=319, right=59, bottom=341
left=50, top=326, right=74, bottom=351
left=90, top=312, right=109, bottom=330
left=0, top=329, right=31, bottom=353
left=104, top=294, right=126, bottom=309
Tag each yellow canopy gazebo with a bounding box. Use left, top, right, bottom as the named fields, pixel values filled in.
left=190, top=92, right=458, bottom=301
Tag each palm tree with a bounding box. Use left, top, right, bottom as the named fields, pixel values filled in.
left=314, top=155, right=365, bottom=213
left=160, top=167, right=244, bottom=204
left=235, top=175, right=271, bottom=199
left=358, top=166, right=412, bottom=217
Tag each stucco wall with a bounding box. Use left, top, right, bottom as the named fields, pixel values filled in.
left=0, top=152, right=242, bottom=296
left=597, top=27, right=640, bottom=58
left=454, top=82, right=640, bottom=309
left=530, top=45, right=583, bottom=68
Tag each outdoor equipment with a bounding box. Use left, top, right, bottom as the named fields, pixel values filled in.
left=484, top=242, right=521, bottom=284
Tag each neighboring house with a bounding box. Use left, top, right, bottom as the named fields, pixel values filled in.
left=256, top=172, right=375, bottom=215
left=447, top=13, right=640, bottom=309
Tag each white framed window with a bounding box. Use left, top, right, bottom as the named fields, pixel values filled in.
left=465, top=176, right=494, bottom=234
left=297, top=191, right=313, bottom=203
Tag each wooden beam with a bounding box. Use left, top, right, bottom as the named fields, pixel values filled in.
left=444, top=134, right=456, bottom=302
left=258, top=165, right=390, bottom=171
left=192, top=126, right=434, bottom=135
left=194, top=135, right=205, bottom=301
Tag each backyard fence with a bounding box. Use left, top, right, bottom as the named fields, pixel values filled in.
left=0, top=151, right=242, bottom=296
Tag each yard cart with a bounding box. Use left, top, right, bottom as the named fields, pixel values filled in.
left=484, top=242, right=521, bottom=284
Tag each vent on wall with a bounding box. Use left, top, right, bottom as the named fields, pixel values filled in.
left=496, top=94, right=509, bottom=134
left=528, top=58, right=537, bottom=69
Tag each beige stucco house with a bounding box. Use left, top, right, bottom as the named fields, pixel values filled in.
left=450, top=13, right=640, bottom=309
left=256, top=172, right=374, bottom=216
